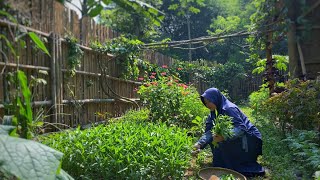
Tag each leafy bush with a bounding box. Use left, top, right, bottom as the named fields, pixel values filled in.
left=40, top=121, right=193, bottom=179
left=248, top=85, right=269, bottom=115
left=283, top=130, right=320, bottom=176
left=261, top=79, right=320, bottom=131
left=137, top=76, right=209, bottom=129
left=211, top=62, right=245, bottom=92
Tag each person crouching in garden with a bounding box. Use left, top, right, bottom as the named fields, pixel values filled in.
left=193, top=87, right=265, bottom=177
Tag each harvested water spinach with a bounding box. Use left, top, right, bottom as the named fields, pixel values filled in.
left=212, top=114, right=234, bottom=147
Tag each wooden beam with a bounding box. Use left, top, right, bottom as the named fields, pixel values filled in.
left=0, top=19, right=113, bottom=57
left=0, top=100, right=53, bottom=109
left=300, top=0, right=320, bottom=18
left=60, top=69, right=143, bottom=85
left=0, top=98, right=140, bottom=109
left=0, top=62, right=50, bottom=71
left=61, top=98, right=140, bottom=104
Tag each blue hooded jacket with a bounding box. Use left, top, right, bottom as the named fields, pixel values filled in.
left=197, top=88, right=265, bottom=176
left=201, top=88, right=261, bottom=139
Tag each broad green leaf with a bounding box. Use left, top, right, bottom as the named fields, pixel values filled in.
left=88, top=5, right=103, bottom=17
left=28, top=32, right=50, bottom=56
left=0, top=125, right=15, bottom=135
left=0, top=135, right=63, bottom=179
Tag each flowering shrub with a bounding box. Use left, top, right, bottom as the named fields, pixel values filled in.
left=137, top=75, right=208, bottom=129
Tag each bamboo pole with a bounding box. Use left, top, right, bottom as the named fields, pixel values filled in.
left=0, top=62, right=50, bottom=70
left=297, top=41, right=307, bottom=80
left=50, top=33, right=57, bottom=124
left=0, top=100, right=53, bottom=109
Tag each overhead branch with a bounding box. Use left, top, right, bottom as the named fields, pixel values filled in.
left=143, top=31, right=253, bottom=48
left=172, top=44, right=208, bottom=50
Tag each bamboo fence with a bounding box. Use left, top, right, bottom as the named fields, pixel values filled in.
left=0, top=0, right=261, bottom=130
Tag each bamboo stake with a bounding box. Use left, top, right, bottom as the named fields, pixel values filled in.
left=297, top=41, right=307, bottom=80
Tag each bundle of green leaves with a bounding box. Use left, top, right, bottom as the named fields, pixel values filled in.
left=40, top=118, right=193, bottom=179
left=212, top=114, right=234, bottom=147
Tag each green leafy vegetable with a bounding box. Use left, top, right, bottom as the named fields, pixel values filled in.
left=212, top=114, right=234, bottom=147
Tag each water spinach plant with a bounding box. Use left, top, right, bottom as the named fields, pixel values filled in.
left=41, top=114, right=194, bottom=179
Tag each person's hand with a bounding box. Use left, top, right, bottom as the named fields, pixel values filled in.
left=192, top=143, right=201, bottom=156
left=213, top=134, right=224, bottom=143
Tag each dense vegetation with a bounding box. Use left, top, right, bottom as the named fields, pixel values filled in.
left=1, top=0, right=319, bottom=179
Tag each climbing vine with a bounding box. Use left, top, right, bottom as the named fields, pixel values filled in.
left=65, top=34, right=83, bottom=77
left=90, top=35, right=143, bottom=80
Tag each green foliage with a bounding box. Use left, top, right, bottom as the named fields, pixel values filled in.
left=41, top=121, right=193, bottom=179
left=0, top=133, right=73, bottom=180
left=100, top=0, right=163, bottom=40
left=252, top=114, right=297, bottom=179
left=208, top=15, right=241, bottom=35
left=248, top=85, right=269, bottom=115
left=212, top=114, right=234, bottom=147
left=252, top=55, right=288, bottom=74
left=137, top=76, right=208, bottom=129
left=220, top=174, right=236, bottom=180
left=91, top=36, right=143, bottom=80
left=118, top=108, right=150, bottom=122
left=4, top=71, right=34, bottom=139
left=211, top=62, right=246, bottom=92
left=283, top=130, right=320, bottom=176
left=261, top=79, right=320, bottom=131
left=65, top=35, right=83, bottom=77
left=168, top=0, right=205, bottom=16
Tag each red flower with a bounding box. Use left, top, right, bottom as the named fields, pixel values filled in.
left=161, top=72, right=166, bottom=76
left=151, top=81, right=158, bottom=85
left=151, top=72, right=156, bottom=75
left=177, top=67, right=183, bottom=71
left=145, top=83, right=151, bottom=87
left=162, top=65, right=168, bottom=68
left=138, top=77, right=144, bottom=81
left=149, top=75, right=155, bottom=79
